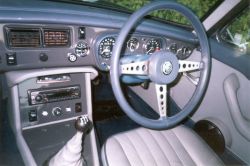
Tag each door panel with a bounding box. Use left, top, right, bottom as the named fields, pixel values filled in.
left=172, top=52, right=250, bottom=164
left=223, top=73, right=250, bottom=141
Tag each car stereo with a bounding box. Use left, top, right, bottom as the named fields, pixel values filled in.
left=28, top=85, right=81, bottom=105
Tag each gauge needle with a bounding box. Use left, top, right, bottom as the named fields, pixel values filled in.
left=130, top=43, right=135, bottom=51
left=101, top=48, right=110, bottom=54
left=146, top=47, right=153, bottom=54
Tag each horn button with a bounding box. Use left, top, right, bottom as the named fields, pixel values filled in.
left=148, top=51, right=179, bottom=84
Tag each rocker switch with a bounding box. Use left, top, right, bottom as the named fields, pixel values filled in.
left=75, top=103, right=82, bottom=113
left=29, top=110, right=37, bottom=122
left=6, top=53, right=17, bottom=65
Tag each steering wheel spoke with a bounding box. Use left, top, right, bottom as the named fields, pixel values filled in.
left=178, top=60, right=201, bottom=73
left=120, top=60, right=149, bottom=75
left=155, top=84, right=167, bottom=118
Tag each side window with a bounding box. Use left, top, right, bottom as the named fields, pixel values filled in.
left=219, top=7, right=250, bottom=54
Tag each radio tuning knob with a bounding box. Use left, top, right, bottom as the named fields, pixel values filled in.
left=35, top=94, right=43, bottom=102
left=52, top=107, right=62, bottom=116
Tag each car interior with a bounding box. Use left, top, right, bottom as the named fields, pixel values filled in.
left=0, top=0, right=249, bottom=165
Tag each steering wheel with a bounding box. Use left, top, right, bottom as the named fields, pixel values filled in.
left=110, top=1, right=211, bottom=130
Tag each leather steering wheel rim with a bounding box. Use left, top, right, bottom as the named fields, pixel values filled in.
left=110, top=1, right=211, bottom=130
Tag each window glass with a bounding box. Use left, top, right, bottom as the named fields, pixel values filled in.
left=220, top=7, right=250, bottom=54
left=100, top=0, right=222, bottom=25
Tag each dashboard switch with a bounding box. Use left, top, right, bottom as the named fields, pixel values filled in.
left=29, top=110, right=37, bottom=122
left=75, top=103, right=82, bottom=113
left=66, top=107, right=72, bottom=112
left=6, top=53, right=17, bottom=65
left=78, top=27, right=86, bottom=39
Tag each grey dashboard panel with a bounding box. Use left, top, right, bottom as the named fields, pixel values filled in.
left=0, top=0, right=201, bottom=74
left=0, top=24, right=97, bottom=72
left=0, top=22, right=196, bottom=73
left=5, top=67, right=98, bottom=87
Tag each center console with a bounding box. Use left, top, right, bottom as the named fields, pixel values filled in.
left=5, top=67, right=99, bottom=166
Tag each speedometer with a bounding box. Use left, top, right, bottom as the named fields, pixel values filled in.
left=144, top=39, right=161, bottom=54
left=98, top=37, right=115, bottom=59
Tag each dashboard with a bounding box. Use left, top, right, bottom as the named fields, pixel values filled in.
left=0, top=1, right=199, bottom=165
left=0, top=24, right=196, bottom=72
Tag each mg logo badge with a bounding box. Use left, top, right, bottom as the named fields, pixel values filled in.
left=162, top=61, right=173, bottom=75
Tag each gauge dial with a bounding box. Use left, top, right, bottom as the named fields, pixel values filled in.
left=177, top=46, right=192, bottom=60
left=127, top=38, right=139, bottom=52
left=169, top=43, right=177, bottom=54
left=98, top=37, right=115, bottom=59
left=145, top=39, right=161, bottom=54
left=75, top=41, right=89, bottom=57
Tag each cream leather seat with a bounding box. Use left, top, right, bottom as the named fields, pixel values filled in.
left=102, top=125, right=223, bottom=166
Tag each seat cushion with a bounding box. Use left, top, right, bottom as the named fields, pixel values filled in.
left=101, top=125, right=224, bottom=166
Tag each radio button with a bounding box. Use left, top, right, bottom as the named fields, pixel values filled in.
left=42, top=111, right=49, bottom=116
left=65, top=107, right=72, bottom=112
left=52, top=107, right=62, bottom=116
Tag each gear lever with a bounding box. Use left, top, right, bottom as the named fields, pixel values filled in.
left=48, top=115, right=92, bottom=166
left=75, top=115, right=92, bottom=134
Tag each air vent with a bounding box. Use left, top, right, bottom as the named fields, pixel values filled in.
left=6, top=28, right=41, bottom=48
left=43, top=29, right=70, bottom=47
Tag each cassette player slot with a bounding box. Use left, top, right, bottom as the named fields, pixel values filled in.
left=36, top=74, right=71, bottom=84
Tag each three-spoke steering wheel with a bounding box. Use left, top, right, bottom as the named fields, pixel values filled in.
left=110, top=1, right=211, bottom=130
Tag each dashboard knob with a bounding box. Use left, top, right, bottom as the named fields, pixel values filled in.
left=39, top=53, right=48, bottom=62
left=68, top=53, right=77, bottom=62
left=101, top=62, right=110, bottom=71
left=35, top=94, right=43, bottom=102
left=52, top=107, right=62, bottom=116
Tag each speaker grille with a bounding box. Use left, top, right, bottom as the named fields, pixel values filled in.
left=44, top=29, right=70, bottom=47
left=7, top=28, right=41, bottom=48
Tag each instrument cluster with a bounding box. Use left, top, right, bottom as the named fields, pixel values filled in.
left=95, top=33, right=195, bottom=71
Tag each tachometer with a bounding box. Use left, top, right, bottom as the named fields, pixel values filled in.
left=98, top=37, right=115, bottom=59
left=144, top=39, right=161, bottom=54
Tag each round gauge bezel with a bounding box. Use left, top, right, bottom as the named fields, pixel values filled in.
left=168, top=43, right=178, bottom=54
left=75, top=41, right=90, bottom=57
left=98, top=36, right=116, bottom=59
left=144, top=38, right=162, bottom=54
left=176, top=46, right=193, bottom=60
left=127, top=37, right=140, bottom=52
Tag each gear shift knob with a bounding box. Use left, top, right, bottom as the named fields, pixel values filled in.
left=75, top=115, right=92, bottom=134
left=48, top=115, right=92, bottom=166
